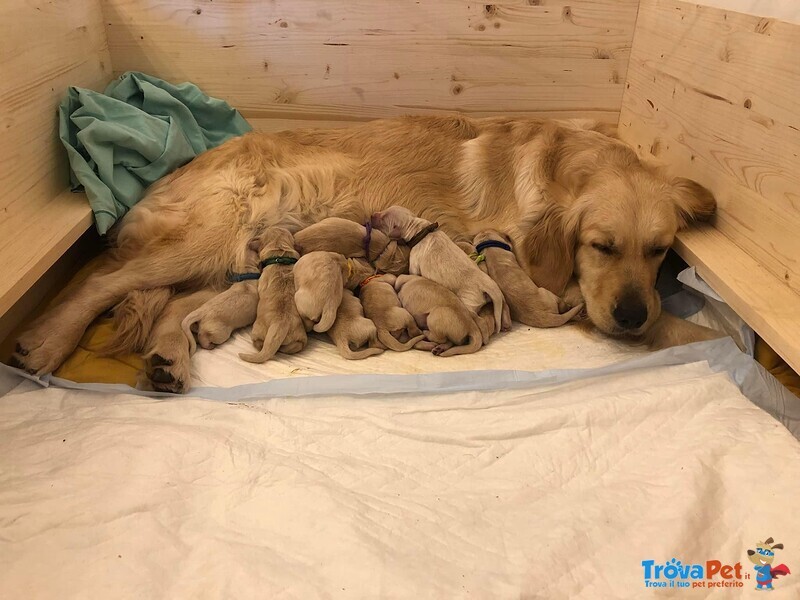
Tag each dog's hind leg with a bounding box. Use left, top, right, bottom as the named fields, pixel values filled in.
left=103, top=287, right=174, bottom=355
left=11, top=252, right=215, bottom=376
left=142, top=289, right=217, bottom=393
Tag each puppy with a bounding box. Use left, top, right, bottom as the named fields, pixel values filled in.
left=358, top=273, right=425, bottom=351
left=239, top=228, right=307, bottom=363
left=295, top=217, right=410, bottom=275
left=473, top=230, right=583, bottom=328
left=181, top=246, right=260, bottom=354
left=395, top=275, right=484, bottom=356
left=456, top=241, right=488, bottom=274
left=458, top=240, right=512, bottom=335
left=293, top=252, right=375, bottom=333
left=372, top=206, right=505, bottom=333
left=327, top=290, right=385, bottom=359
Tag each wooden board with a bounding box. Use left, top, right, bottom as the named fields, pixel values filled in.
left=103, top=0, right=638, bottom=119
left=0, top=0, right=110, bottom=318
left=619, top=0, right=800, bottom=372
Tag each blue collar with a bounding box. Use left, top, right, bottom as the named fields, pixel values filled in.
left=475, top=240, right=512, bottom=254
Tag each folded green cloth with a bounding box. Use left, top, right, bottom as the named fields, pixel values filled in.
left=59, top=72, right=251, bottom=234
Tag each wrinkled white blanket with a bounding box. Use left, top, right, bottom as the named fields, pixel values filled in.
left=1, top=338, right=799, bottom=598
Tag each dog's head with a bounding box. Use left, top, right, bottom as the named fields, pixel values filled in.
left=371, top=206, right=431, bottom=240
left=524, top=167, right=715, bottom=337
left=747, top=538, right=783, bottom=566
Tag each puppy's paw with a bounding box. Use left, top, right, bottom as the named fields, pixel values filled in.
left=144, top=351, right=191, bottom=394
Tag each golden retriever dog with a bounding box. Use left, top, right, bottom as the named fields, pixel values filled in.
left=358, top=273, right=426, bottom=351
left=371, top=205, right=506, bottom=333
left=294, top=217, right=409, bottom=275
left=472, top=230, right=583, bottom=328
left=395, top=275, right=485, bottom=356
left=326, top=290, right=385, bottom=360
left=239, top=227, right=307, bottom=364
left=10, top=116, right=718, bottom=376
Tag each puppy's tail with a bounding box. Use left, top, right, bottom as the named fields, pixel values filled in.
left=102, top=287, right=173, bottom=355
left=439, top=317, right=484, bottom=357
left=239, top=321, right=290, bottom=363
left=338, top=344, right=384, bottom=360
left=313, top=300, right=339, bottom=333
left=181, top=309, right=202, bottom=355
left=523, top=303, right=585, bottom=328
left=486, top=284, right=506, bottom=333
left=377, top=329, right=425, bottom=352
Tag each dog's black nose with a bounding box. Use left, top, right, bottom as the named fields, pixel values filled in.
left=613, top=295, right=648, bottom=330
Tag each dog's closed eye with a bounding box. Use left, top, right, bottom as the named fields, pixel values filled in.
left=591, top=242, right=615, bottom=256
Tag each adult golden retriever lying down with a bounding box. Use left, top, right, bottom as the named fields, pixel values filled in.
left=10, top=116, right=719, bottom=378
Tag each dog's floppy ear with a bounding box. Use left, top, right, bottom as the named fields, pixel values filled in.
left=670, top=177, right=716, bottom=227
left=771, top=543, right=784, bottom=550
left=521, top=204, right=578, bottom=295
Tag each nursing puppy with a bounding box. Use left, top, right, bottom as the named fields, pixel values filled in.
left=456, top=241, right=488, bottom=274
left=372, top=206, right=505, bottom=333
left=327, top=290, right=385, bottom=359
left=457, top=240, right=512, bottom=334
left=295, top=217, right=410, bottom=275
left=181, top=246, right=260, bottom=354
left=293, top=252, right=375, bottom=332
left=358, top=273, right=425, bottom=351
left=239, top=228, right=307, bottom=363
left=473, top=230, right=584, bottom=328
left=395, top=275, right=484, bottom=356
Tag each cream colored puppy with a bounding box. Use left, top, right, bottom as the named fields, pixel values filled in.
left=358, top=273, right=425, bottom=351
left=181, top=246, right=261, bottom=354
left=473, top=230, right=584, bottom=328
left=327, top=290, right=385, bottom=359
left=239, top=228, right=307, bottom=363
left=295, top=217, right=410, bottom=275
left=372, top=206, right=505, bottom=333
left=394, top=275, right=484, bottom=356
left=293, top=252, right=375, bottom=332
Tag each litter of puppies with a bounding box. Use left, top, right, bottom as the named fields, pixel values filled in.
left=182, top=205, right=585, bottom=365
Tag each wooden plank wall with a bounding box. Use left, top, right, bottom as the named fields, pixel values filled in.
left=0, top=0, right=111, bottom=321
left=619, top=0, right=800, bottom=370
left=102, top=0, right=639, bottom=127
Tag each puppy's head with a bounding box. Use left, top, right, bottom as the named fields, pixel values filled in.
left=375, top=240, right=411, bottom=275
left=371, top=205, right=430, bottom=240
left=522, top=169, right=714, bottom=337
left=251, top=226, right=300, bottom=259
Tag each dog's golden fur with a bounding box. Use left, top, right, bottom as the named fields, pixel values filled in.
left=11, top=115, right=718, bottom=377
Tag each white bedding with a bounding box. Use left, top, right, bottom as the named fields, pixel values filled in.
left=1, top=331, right=799, bottom=599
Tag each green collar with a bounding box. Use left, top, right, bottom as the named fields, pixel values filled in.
left=259, top=256, right=298, bottom=269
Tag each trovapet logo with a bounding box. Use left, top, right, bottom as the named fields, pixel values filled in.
left=641, top=558, right=745, bottom=590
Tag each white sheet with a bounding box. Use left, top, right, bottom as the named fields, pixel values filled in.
left=2, top=349, right=799, bottom=598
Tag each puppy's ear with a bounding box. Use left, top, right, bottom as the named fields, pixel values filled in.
left=521, top=204, right=578, bottom=295
left=670, top=177, right=716, bottom=227
left=771, top=543, right=784, bottom=550
left=247, top=238, right=261, bottom=252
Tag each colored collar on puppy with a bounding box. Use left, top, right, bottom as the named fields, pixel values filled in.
left=226, top=271, right=261, bottom=283
left=355, top=274, right=382, bottom=297
left=475, top=240, right=512, bottom=254
left=259, top=256, right=298, bottom=269
left=363, top=221, right=373, bottom=262
left=468, top=252, right=486, bottom=265
left=406, top=222, right=439, bottom=248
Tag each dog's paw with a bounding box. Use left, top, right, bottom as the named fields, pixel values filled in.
left=431, top=343, right=453, bottom=356
left=144, top=352, right=191, bottom=394
left=10, top=331, right=69, bottom=376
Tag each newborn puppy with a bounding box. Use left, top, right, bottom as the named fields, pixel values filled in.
left=372, top=206, right=505, bottom=333
left=239, top=227, right=307, bottom=363
left=327, top=290, right=385, bottom=359
left=358, top=273, right=425, bottom=351
left=473, top=230, right=583, bottom=327
left=395, top=275, right=484, bottom=356
left=181, top=246, right=260, bottom=354
left=294, top=217, right=409, bottom=275
left=293, top=252, right=375, bottom=332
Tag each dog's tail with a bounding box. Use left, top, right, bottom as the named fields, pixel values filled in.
left=377, top=329, right=425, bottom=352
left=439, top=316, right=484, bottom=357
left=239, top=320, right=291, bottom=363
left=180, top=309, right=203, bottom=355
left=313, top=299, right=339, bottom=333
left=523, top=303, right=585, bottom=328
left=486, top=284, right=506, bottom=334
left=337, top=340, right=384, bottom=360
left=102, top=287, right=173, bottom=355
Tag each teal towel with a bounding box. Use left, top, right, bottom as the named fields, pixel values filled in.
left=59, top=72, right=251, bottom=234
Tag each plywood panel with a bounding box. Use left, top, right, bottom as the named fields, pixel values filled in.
left=619, top=0, right=800, bottom=371
left=0, top=0, right=110, bottom=317
left=103, top=0, right=638, bottom=119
